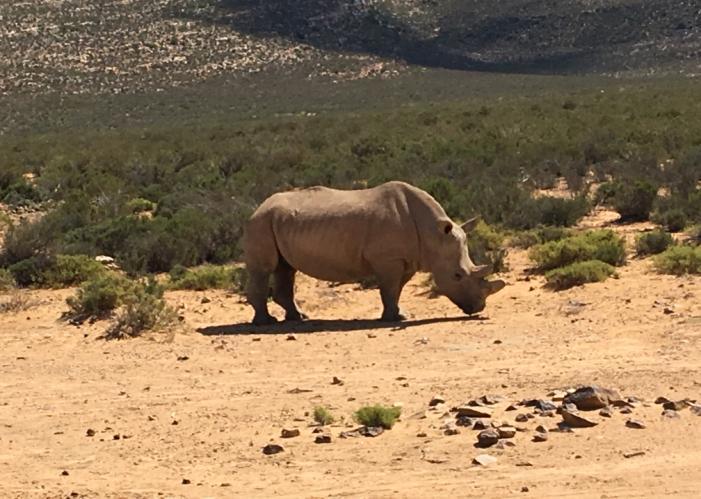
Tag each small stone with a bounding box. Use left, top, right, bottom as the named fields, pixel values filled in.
left=506, top=405, right=517, bottom=411
left=262, top=443, right=284, bottom=455
left=312, top=427, right=324, bottom=433
left=456, top=415, right=474, bottom=427
left=561, top=410, right=598, bottom=428
left=515, top=414, right=529, bottom=423
left=655, top=396, right=672, bottom=405
left=535, top=425, right=548, bottom=433
left=444, top=426, right=460, bottom=436
left=200, top=296, right=211, bottom=304
left=495, top=440, right=516, bottom=449
left=562, top=403, right=578, bottom=413
left=86, top=428, right=95, bottom=437
left=532, top=432, right=548, bottom=442
left=281, top=428, right=300, bottom=438
left=182, top=479, right=191, bottom=485
left=61, top=470, right=69, bottom=476
left=429, top=396, right=445, bottom=407
left=524, top=399, right=557, bottom=412
left=540, top=410, right=556, bottom=418
left=564, top=385, right=622, bottom=411
left=286, top=334, right=296, bottom=341
left=360, top=426, right=384, bottom=437
left=662, top=400, right=688, bottom=411
left=331, top=376, right=344, bottom=385
left=176, top=355, right=189, bottom=362
left=493, top=339, right=502, bottom=344
left=661, top=409, right=680, bottom=419
left=548, top=390, right=568, bottom=401
left=497, top=426, right=516, bottom=439
left=455, top=406, right=493, bottom=418
left=599, top=407, right=613, bottom=418
left=472, top=454, right=497, bottom=466
left=416, top=432, right=427, bottom=438
left=479, top=394, right=505, bottom=405
left=521, top=486, right=529, bottom=492
left=477, top=428, right=500, bottom=448
left=625, top=419, right=646, bottom=429
left=314, top=434, right=332, bottom=444
left=619, top=407, right=633, bottom=414
left=113, top=434, right=120, bottom=440
left=623, top=451, right=646, bottom=458
left=473, top=420, right=488, bottom=431
left=691, top=405, right=701, bottom=416
left=663, top=307, right=674, bottom=315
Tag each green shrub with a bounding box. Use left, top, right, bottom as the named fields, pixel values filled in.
left=635, top=230, right=674, bottom=256
left=125, top=197, right=156, bottom=214
left=103, top=278, right=177, bottom=340
left=688, top=225, right=701, bottom=245
left=1, top=181, right=42, bottom=206
left=529, top=230, right=626, bottom=271
left=467, top=220, right=508, bottom=273
left=600, top=180, right=658, bottom=222
left=509, top=226, right=571, bottom=248
left=530, top=196, right=590, bottom=227
left=7, top=254, right=105, bottom=288
left=353, top=405, right=401, bottom=429
left=313, top=406, right=335, bottom=426
left=0, top=268, right=16, bottom=291
left=545, top=260, right=616, bottom=290
left=652, top=208, right=688, bottom=233
left=653, top=246, right=701, bottom=275
left=168, top=264, right=238, bottom=291
left=65, top=272, right=133, bottom=322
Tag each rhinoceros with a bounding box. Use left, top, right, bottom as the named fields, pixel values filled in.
left=242, top=181, right=505, bottom=325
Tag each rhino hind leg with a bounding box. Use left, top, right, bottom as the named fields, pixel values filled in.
left=247, top=270, right=277, bottom=326
left=273, top=264, right=307, bottom=322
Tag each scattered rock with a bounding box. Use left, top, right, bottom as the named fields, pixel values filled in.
left=532, top=432, right=548, bottom=442
left=312, top=427, right=324, bottom=434
left=535, top=425, right=548, bottom=433
left=523, top=399, right=557, bottom=412
left=661, top=409, right=680, bottom=419
left=691, top=405, right=701, bottom=416
left=314, top=434, right=332, bottom=444
left=472, top=454, right=497, bottom=466
left=176, top=355, right=189, bottom=362
left=287, top=387, right=313, bottom=394
left=281, top=428, right=300, bottom=438
left=416, top=432, right=427, bottom=438
left=548, top=390, right=568, bottom=401
left=495, top=440, right=516, bottom=449
left=623, top=451, right=646, bottom=458
left=521, top=486, right=530, bottom=492
left=262, top=443, right=284, bottom=455
left=455, top=406, right=493, bottom=418
left=562, top=402, right=578, bottom=413
left=506, top=404, right=517, bottom=411
left=662, top=400, right=689, bottom=411
left=200, top=296, right=211, bottom=304
left=497, top=426, right=516, bottom=439
left=515, top=414, right=529, bottom=423
left=625, top=419, right=646, bottom=429
left=360, top=426, right=384, bottom=438
left=619, top=407, right=633, bottom=414
left=655, top=396, right=672, bottom=405
left=473, top=420, right=488, bottom=431
left=561, top=409, right=598, bottom=428
left=61, top=470, right=69, bottom=476
left=493, top=339, right=502, bottom=344
left=86, top=428, right=95, bottom=437
left=477, top=429, right=500, bottom=448
left=479, top=394, right=505, bottom=405
left=599, top=407, right=613, bottom=418
left=113, top=434, right=121, bottom=440
left=286, top=334, right=296, bottom=341
left=564, top=385, right=622, bottom=410
left=455, top=416, right=474, bottom=427
left=429, top=396, right=445, bottom=407
left=182, top=479, right=191, bottom=485
left=331, top=376, right=344, bottom=386
left=443, top=426, right=460, bottom=436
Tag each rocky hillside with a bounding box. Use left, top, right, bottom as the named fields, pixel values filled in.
left=2, top=0, right=699, bottom=99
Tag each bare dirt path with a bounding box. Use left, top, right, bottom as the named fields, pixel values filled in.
left=1, top=240, right=700, bottom=498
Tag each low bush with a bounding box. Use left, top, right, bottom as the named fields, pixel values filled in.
left=0, top=268, right=16, bottom=291
left=598, top=180, right=658, bottom=222
left=529, top=230, right=626, bottom=271
left=505, top=195, right=590, bottom=230
left=652, top=208, right=688, bottom=232
left=65, top=272, right=133, bottom=322
left=125, top=197, right=156, bottom=214
left=353, top=405, right=401, bottom=429
left=653, top=246, right=701, bottom=275
left=8, top=254, right=105, bottom=288
left=509, top=226, right=571, bottom=248
left=313, top=406, right=335, bottom=426
left=103, top=278, right=178, bottom=340
left=545, top=260, right=616, bottom=290
left=635, top=230, right=674, bottom=256
left=168, top=264, right=246, bottom=291
left=467, top=221, right=508, bottom=273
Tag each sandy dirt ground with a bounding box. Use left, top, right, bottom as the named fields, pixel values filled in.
left=1, top=215, right=700, bottom=498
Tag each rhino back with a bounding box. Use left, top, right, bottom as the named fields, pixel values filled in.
left=266, top=183, right=421, bottom=282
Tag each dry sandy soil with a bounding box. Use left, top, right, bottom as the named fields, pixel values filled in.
left=1, top=215, right=700, bottom=498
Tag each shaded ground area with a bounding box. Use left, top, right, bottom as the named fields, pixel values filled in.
left=1, top=215, right=700, bottom=497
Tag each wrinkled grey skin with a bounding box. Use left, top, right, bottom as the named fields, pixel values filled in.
left=243, top=181, right=506, bottom=325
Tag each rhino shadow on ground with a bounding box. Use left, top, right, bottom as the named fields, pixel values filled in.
left=196, top=315, right=488, bottom=336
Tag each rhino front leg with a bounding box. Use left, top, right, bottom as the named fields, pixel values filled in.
left=376, top=263, right=412, bottom=322
left=273, top=265, right=307, bottom=322
left=247, top=270, right=277, bottom=326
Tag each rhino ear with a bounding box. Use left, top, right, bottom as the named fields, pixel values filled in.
left=484, top=279, right=506, bottom=296
left=438, top=219, right=453, bottom=235
left=471, top=264, right=492, bottom=278
left=461, top=216, right=480, bottom=233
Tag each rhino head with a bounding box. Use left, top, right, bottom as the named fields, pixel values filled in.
left=430, top=217, right=506, bottom=315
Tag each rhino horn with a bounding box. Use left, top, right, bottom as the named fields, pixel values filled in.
left=471, top=264, right=492, bottom=278
left=461, top=216, right=481, bottom=233
left=484, top=279, right=506, bottom=295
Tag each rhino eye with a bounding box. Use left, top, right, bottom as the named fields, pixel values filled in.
left=453, top=272, right=463, bottom=281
